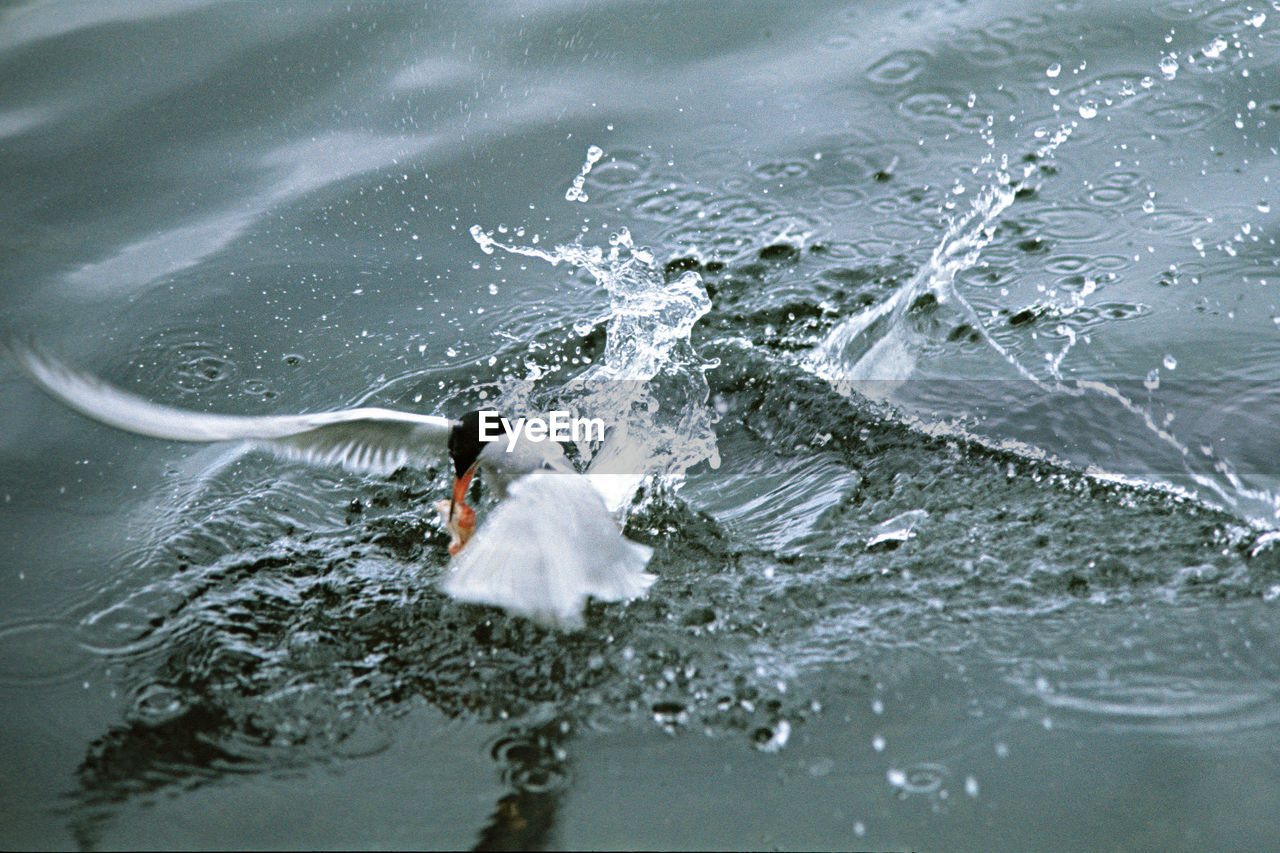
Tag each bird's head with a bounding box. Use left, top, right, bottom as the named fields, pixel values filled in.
left=445, top=409, right=506, bottom=534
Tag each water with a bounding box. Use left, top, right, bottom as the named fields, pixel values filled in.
left=3, top=0, right=1280, bottom=849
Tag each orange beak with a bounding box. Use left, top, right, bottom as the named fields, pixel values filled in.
left=449, top=464, right=476, bottom=523
left=444, top=464, right=478, bottom=555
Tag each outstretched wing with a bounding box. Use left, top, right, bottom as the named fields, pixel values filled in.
left=443, top=470, right=655, bottom=628
left=9, top=341, right=453, bottom=476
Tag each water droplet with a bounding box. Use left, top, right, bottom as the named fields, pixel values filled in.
left=1159, top=54, right=1178, bottom=80
left=1163, top=353, right=1177, bottom=370
left=872, top=734, right=886, bottom=752
left=755, top=719, right=791, bottom=753
left=965, top=776, right=980, bottom=797
left=887, top=768, right=907, bottom=788
left=1258, top=201, right=1271, bottom=213
left=1046, top=62, right=1062, bottom=78
left=1142, top=199, right=1155, bottom=213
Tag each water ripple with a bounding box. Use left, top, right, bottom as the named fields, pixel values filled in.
left=864, top=49, right=934, bottom=85
left=0, top=619, right=94, bottom=686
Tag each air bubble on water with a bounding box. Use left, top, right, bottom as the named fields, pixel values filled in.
left=1204, top=36, right=1228, bottom=59
left=756, top=719, right=791, bottom=753
left=1046, top=62, right=1061, bottom=78
left=1163, top=354, right=1177, bottom=370
left=1078, top=102, right=1097, bottom=119
left=1159, top=54, right=1178, bottom=80
left=1142, top=199, right=1155, bottom=213
left=1144, top=368, right=1160, bottom=391
left=1140, top=75, right=1154, bottom=89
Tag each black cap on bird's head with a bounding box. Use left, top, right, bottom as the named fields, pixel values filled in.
left=448, top=409, right=491, bottom=479
left=446, top=410, right=506, bottom=523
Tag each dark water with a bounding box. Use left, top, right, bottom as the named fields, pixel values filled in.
left=4, top=0, right=1280, bottom=849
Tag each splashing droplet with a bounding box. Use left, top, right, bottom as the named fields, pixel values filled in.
left=1163, top=354, right=1177, bottom=370
left=1204, top=37, right=1228, bottom=59
left=565, top=145, right=606, bottom=203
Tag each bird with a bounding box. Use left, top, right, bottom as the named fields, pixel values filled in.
left=7, top=341, right=655, bottom=628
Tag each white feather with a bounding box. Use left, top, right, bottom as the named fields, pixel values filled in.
left=443, top=470, right=655, bottom=627
left=8, top=341, right=452, bottom=476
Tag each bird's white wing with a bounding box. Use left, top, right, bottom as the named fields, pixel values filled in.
left=443, top=470, right=655, bottom=628
left=9, top=342, right=452, bottom=476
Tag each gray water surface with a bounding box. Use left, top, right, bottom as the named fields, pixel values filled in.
left=3, top=1, right=1280, bottom=849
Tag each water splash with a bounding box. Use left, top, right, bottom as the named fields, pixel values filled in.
left=802, top=35, right=1280, bottom=523
left=805, top=126, right=1073, bottom=395
left=565, top=145, right=605, bottom=203
left=470, top=223, right=719, bottom=510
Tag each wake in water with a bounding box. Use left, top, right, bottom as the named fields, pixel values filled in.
left=803, top=12, right=1280, bottom=526
left=807, top=159, right=1280, bottom=524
